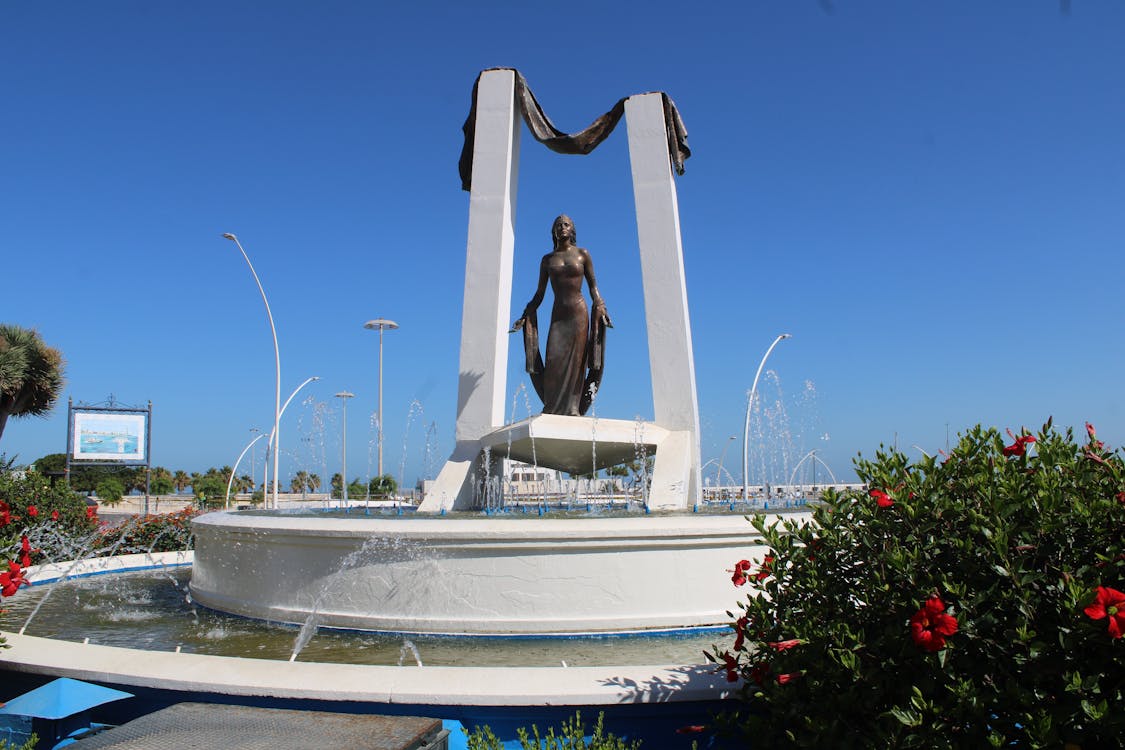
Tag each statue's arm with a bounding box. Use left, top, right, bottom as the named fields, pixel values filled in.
left=582, top=249, right=613, bottom=328
left=511, top=255, right=549, bottom=332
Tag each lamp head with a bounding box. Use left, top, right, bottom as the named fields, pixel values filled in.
left=221, top=233, right=237, bottom=241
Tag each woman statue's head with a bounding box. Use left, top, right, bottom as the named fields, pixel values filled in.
left=552, top=214, right=576, bottom=245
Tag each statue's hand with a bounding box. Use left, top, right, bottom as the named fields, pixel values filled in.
left=595, top=302, right=613, bottom=329
left=509, top=317, right=525, bottom=333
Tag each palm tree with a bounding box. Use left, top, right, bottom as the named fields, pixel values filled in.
left=173, top=470, right=190, bottom=494
left=0, top=324, right=65, bottom=443
left=290, top=471, right=310, bottom=496
left=307, top=473, right=321, bottom=498
left=235, top=474, right=254, bottom=494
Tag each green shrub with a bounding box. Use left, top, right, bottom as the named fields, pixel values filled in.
left=95, top=507, right=198, bottom=554
left=711, top=420, right=1125, bottom=748
left=465, top=712, right=641, bottom=750
left=0, top=732, right=37, bottom=749
left=0, top=469, right=97, bottom=561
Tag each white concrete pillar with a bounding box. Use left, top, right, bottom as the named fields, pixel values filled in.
left=625, top=93, right=702, bottom=505
left=456, top=69, right=521, bottom=441
left=421, top=70, right=520, bottom=512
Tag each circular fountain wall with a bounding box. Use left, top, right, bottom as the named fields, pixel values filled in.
left=189, top=511, right=768, bottom=635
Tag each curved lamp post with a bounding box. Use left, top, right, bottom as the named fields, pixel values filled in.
left=223, top=233, right=281, bottom=510
left=363, top=318, right=398, bottom=479
left=336, top=391, right=355, bottom=504
left=743, top=333, right=792, bottom=503
left=226, top=432, right=267, bottom=509
left=262, top=375, right=321, bottom=507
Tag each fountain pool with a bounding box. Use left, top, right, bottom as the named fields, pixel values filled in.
left=0, top=508, right=800, bottom=748
left=5, top=567, right=724, bottom=667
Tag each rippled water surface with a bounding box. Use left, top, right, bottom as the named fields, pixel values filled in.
left=7, top=568, right=732, bottom=667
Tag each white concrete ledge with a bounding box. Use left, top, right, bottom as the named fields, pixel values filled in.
left=27, top=551, right=192, bottom=584
left=0, top=633, right=736, bottom=708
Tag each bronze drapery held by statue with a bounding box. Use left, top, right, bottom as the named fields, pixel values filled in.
left=510, top=215, right=612, bottom=416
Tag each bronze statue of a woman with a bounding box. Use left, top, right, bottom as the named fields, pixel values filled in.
left=510, top=214, right=612, bottom=416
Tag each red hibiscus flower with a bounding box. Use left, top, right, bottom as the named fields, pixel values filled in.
left=676, top=725, right=706, bottom=735
left=26, top=505, right=38, bottom=518
left=1002, top=432, right=1036, bottom=458
left=50, top=509, right=60, bottom=521
left=767, top=639, right=803, bottom=651
left=755, top=555, right=775, bottom=582
left=776, top=672, right=801, bottom=685
left=730, top=559, right=752, bottom=586
left=86, top=506, right=97, bottom=520
left=0, top=560, right=30, bottom=597
left=910, top=595, right=958, bottom=652
left=1116, top=492, right=1125, bottom=506
left=1084, top=586, right=1125, bottom=639
left=722, top=651, right=740, bottom=682
left=0, top=502, right=10, bottom=527
left=20, top=536, right=33, bottom=568
left=734, top=615, right=749, bottom=651
left=870, top=488, right=894, bottom=508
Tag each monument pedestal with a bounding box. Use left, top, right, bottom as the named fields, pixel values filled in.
left=418, top=415, right=693, bottom=512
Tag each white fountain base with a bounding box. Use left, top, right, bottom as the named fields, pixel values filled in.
left=189, top=511, right=772, bottom=635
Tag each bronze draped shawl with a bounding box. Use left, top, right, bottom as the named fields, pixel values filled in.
left=459, top=68, right=691, bottom=193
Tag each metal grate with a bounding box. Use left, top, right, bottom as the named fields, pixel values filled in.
left=70, top=702, right=447, bottom=750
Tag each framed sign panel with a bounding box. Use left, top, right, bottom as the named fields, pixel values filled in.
left=72, top=411, right=148, bottom=463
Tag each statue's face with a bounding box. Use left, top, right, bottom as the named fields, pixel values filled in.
left=552, top=216, right=575, bottom=244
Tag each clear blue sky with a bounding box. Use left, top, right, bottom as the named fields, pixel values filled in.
left=3, top=1, right=1123, bottom=490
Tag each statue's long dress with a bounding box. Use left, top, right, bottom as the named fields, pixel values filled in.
left=542, top=292, right=588, bottom=416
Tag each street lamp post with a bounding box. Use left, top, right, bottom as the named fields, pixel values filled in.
left=336, top=391, right=355, bottom=505
left=363, top=319, right=398, bottom=481
left=743, top=333, right=793, bottom=503
left=223, top=233, right=281, bottom=510
left=249, top=427, right=260, bottom=494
